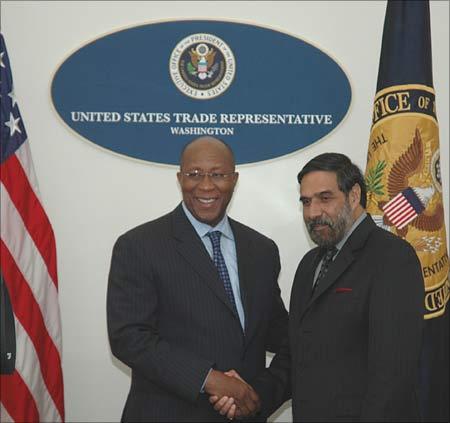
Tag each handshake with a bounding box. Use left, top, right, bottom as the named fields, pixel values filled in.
left=205, top=369, right=261, bottom=420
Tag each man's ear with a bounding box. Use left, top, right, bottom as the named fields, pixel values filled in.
left=349, top=183, right=361, bottom=209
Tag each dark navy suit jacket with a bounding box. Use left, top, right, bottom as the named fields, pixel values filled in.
left=254, top=215, right=424, bottom=422
left=107, top=204, right=288, bottom=422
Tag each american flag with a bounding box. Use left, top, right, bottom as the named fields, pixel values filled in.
left=382, top=187, right=425, bottom=230
left=0, top=34, right=65, bottom=422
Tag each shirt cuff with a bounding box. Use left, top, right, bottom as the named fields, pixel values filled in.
left=200, top=368, right=213, bottom=393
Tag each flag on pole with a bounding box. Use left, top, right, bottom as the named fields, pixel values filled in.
left=364, top=1, right=449, bottom=421
left=0, top=34, right=65, bottom=422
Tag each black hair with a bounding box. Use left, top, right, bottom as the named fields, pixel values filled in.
left=297, top=153, right=367, bottom=208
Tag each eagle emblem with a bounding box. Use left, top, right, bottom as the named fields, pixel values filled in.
left=376, top=128, right=444, bottom=238
left=187, top=43, right=219, bottom=80
left=170, top=33, right=235, bottom=99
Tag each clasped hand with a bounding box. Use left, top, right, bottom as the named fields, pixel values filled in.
left=205, top=369, right=260, bottom=420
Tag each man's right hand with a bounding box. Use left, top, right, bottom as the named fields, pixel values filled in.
left=205, top=369, right=260, bottom=418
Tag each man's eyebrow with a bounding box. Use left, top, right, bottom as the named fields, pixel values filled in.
left=300, top=190, right=335, bottom=201
left=317, top=190, right=334, bottom=196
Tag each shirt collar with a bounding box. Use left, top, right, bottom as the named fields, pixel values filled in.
left=335, top=211, right=367, bottom=252
left=181, top=202, right=234, bottom=241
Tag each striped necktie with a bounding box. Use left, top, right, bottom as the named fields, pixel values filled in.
left=312, top=247, right=337, bottom=294
left=207, top=231, right=237, bottom=311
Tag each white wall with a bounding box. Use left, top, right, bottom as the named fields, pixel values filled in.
left=1, top=1, right=448, bottom=422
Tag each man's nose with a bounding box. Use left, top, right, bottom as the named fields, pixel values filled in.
left=308, top=199, right=323, bottom=218
left=197, top=174, right=215, bottom=189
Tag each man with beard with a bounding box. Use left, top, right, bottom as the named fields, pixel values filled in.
left=213, top=153, right=424, bottom=421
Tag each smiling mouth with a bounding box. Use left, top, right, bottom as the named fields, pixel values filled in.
left=196, top=197, right=217, bottom=204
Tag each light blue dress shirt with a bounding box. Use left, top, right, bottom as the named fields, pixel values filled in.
left=181, top=202, right=245, bottom=330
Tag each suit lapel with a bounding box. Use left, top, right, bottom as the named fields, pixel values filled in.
left=300, top=215, right=376, bottom=319
left=294, top=248, right=322, bottom=324
left=309, top=247, right=354, bottom=302
left=229, top=220, right=252, bottom=336
left=171, top=205, right=240, bottom=321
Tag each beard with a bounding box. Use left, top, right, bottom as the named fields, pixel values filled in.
left=305, top=199, right=353, bottom=248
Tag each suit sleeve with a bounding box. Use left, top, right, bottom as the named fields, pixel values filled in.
left=107, top=233, right=214, bottom=403
left=252, top=334, right=292, bottom=419
left=251, top=243, right=296, bottom=418
left=264, top=241, right=289, bottom=353
left=361, top=240, right=424, bottom=420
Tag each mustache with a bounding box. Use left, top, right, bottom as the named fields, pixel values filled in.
left=306, top=216, right=334, bottom=231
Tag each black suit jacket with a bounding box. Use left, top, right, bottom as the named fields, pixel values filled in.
left=107, top=204, right=288, bottom=422
left=254, top=215, right=424, bottom=422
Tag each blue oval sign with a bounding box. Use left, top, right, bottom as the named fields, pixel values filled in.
left=51, top=20, right=351, bottom=165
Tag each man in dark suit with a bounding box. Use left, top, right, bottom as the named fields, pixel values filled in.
left=217, top=153, right=424, bottom=421
left=107, top=136, right=288, bottom=422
